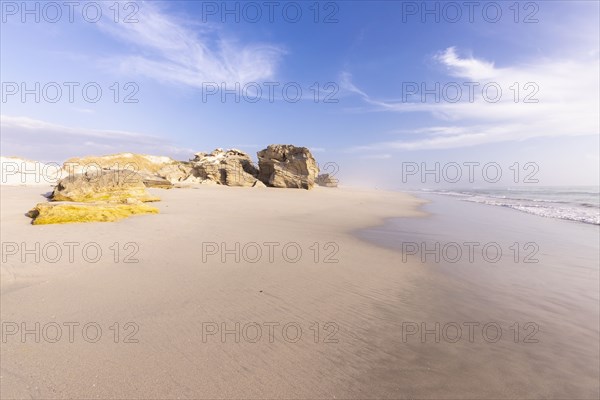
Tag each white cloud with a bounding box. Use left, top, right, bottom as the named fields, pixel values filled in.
left=344, top=47, right=599, bottom=152
left=0, top=115, right=194, bottom=162
left=97, top=1, right=285, bottom=87
left=358, top=153, right=392, bottom=160
left=434, top=47, right=497, bottom=80
left=339, top=71, right=370, bottom=98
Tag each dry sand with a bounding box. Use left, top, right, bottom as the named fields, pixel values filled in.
left=1, top=185, right=431, bottom=399
left=3, top=185, right=598, bottom=399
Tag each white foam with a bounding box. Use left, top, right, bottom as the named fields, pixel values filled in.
left=424, top=189, right=600, bottom=225
left=464, top=197, right=600, bottom=225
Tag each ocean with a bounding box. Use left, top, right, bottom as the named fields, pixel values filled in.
left=417, top=186, right=600, bottom=225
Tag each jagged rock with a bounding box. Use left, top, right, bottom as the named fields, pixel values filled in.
left=27, top=201, right=159, bottom=225
left=252, top=180, right=267, bottom=188
left=190, top=148, right=260, bottom=187
left=52, top=170, right=160, bottom=203
left=156, top=162, right=196, bottom=184
left=316, top=173, right=338, bottom=188
left=257, top=145, right=319, bottom=189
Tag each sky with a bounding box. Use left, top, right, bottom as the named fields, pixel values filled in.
left=1, top=0, right=599, bottom=188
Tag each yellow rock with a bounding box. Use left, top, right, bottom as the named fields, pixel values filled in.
left=52, top=170, right=160, bottom=203
left=27, top=202, right=159, bottom=225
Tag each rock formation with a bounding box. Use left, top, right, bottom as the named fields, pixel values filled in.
left=63, top=153, right=195, bottom=188
left=28, top=170, right=161, bottom=224
left=190, top=148, right=260, bottom=187
left=59, top=148, right=323, bottom=189
left=156, top=162, right=200, bottom=185
left=52, top=170, right=159, bottom=203
left=63, top=153, right=176, bottom=176
left=316, top=173, right=338, bottom=188
left=27, top=201, right=159, bottom=225
left=257, top=145, right=319, bottom=189
left=138, top=173, right=174, bottom=189
left=22, top=144, right=324, bottom=224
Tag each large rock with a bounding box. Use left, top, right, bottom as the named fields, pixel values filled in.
left=316, top=173, right=338, bottom=188
left=63, top=153, right=190, bottom=188
left=29, top=170, right=161, bottom=224
left=27, top=201, right=159, bottom=225
left=190, top=148, right=260, bottom=187
left=63, top=153, right=177, bottom=175
left=257, top=145, right=319, bottom=189
left=52, top=170, right=159, bottom=203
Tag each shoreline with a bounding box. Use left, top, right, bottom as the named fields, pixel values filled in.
left=357, top=193, right=599, bottom=399
left=407, top=187, right=600, bottom=226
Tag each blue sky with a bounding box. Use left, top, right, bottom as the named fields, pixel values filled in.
left=1, top=0, right=599, bottom=188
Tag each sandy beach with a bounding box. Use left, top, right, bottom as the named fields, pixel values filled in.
left=2, top=1, right=599, bottom=397
left=1, top=185, right=599, bottom=399
left=2, top=185, right=432, bottom=399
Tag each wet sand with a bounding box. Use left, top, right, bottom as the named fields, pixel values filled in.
left=358, top=194, right=600, bottom=399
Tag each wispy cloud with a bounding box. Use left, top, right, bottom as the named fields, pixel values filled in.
left=343, top=47, right=599, bottom=152
left=434, top=47, right=496, bottom=80
left=0, top=115, right=194, bottom=162
left=97, top=1, right=285, bottom=87
left=358, top=153, right=392, bottom=160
